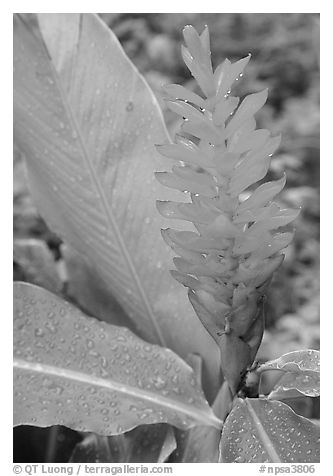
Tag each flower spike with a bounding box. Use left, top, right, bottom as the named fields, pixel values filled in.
left=156, top=26, right=299, bottom=394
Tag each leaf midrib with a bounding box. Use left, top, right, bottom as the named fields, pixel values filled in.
left=245, top=399, right=281, bottom=463
left=37, top=13, right=166, bottom=347
left=14, top=358, right=222, bottom=429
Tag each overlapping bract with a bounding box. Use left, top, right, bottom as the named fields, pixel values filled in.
left=156, top=25, right=299, bottom=393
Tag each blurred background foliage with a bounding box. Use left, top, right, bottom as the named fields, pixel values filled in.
left=14, top=14, right=319, bottom=435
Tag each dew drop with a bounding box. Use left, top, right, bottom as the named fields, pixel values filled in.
left=100, top=368, right=109, bottom=378
left=59, top=308, right=67, bottom=317
left=171, top=375, right=179, bottom=384
left=45, top=322, right=57, bottom=334
left=86, top=339, right=94, bottom=349
left=54, top=385, right=64, bottom=395
left=152, top=376, right=166, bottom=390
left=126, top=101, right=134, bottom=112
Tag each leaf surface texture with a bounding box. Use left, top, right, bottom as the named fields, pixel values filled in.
left=262, top=350, right=320, bottom=399
left=221, top=398, right=319, bottom=463
left=14, top=282, right=222, bottom=435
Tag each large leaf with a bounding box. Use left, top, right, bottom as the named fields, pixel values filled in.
left=260, top=350, right=320, bottom=399
left=221, top=398, right=319, bottom=463
left=61, top=244, right=134, bottom=329
left=14, top=282, right=222, bottom=435
left=13, top=13, right=220, bottom=399
left=70, top=424, right=176, bottom=463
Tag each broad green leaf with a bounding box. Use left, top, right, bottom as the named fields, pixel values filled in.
left=14, top=282, right=222, bottom=435
left=13, top=13, right=220, bottom=399
left=268, top=373, right=319, bottom=400
left=70, top=424, right=176, bottom=463
left=221, top=398, right=319, bottom=463
left=261, top=350, right=320, bottom=373
left=14, top=238, right=62, bottom=293
left=260, top=350, right=320, bottom=399
left=61, top=244, right=134, bottom=330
